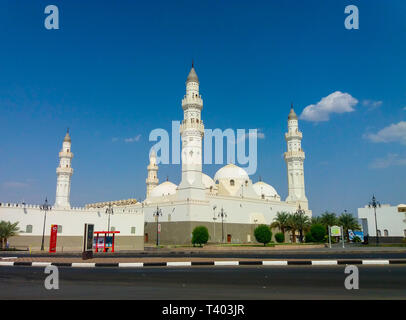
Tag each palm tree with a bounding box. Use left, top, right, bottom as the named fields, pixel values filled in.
left=287, top=214, right=298, bottom=243
left=287, top=212, right=311, bottom=243
left=311, top=216, right=322, bottom=225
left=320, top=211, right=338, bottom=231
left=338, top=212, right=361, bottom=241
left=294, top=212, right=311, bottom=243
left=271, top=211, right=290, bottom=235
left=0, top=221, right=19, bottom=249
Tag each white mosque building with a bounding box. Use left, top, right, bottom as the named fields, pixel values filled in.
left=0, top=65, right=311, bottom=249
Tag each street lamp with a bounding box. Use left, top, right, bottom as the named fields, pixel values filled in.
left=212, top=205, right=217, bottom=243
left=296, top=205, right=306, bottom=243
left=153, top=206, right=163, bottom=246
left=40, top=197, right=52, bottom=251
left=105, top=203, right=114, bottom=232
left=218, top=207, right=227, bottom=243
left=368, top=195, right=381, bottom=246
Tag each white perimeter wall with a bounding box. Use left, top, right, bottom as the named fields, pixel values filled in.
left=0, top=204, right=144, bottom=237
left=358, top=205, right=406, bottom=237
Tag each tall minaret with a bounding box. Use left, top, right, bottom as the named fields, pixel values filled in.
left=177, top=63, right=206, bottom=200
left=284, top=105, right=308, bottom=210
left=55, top=129, right=74, bottom=209
left=146, top=149, right=159, bottom=198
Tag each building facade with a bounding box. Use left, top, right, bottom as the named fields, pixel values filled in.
left=0, top=64, right=312, bottom=248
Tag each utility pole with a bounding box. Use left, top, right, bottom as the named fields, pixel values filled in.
left=368, top=195, right=381, bottom=246
left=153, top=206, right=162, bottom=246
left=40, top=198, right=52, bottom=251
left=218, top=207, right=227, bottom=243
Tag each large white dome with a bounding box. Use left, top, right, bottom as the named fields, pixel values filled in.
left=214, top=164, right=249, bottom=182
left=202, top=173, right=215, bottom=189
left=149, top=181, right=177, bottom=197
left=253, top=181, right=279, bottom=198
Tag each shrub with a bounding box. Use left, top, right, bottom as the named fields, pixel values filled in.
left=310, top=224, right=326, bottom=242
left=191, top=226, right=209, bottom=247
left=305, top=232, right=314, bottom=243
left=353, top=236, right=361, bottom=243
left=274, top=232, right=285, bottom=243
left=254, top=225, right=272, bottom=246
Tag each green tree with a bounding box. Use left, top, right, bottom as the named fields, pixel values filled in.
left=309, top=224, right=326, bottom=242
left=305, top=231, right=314, bottom=243
left=274, top=232, right=285, bottom=243
left=0, top=221, right=19, bottom=249
left=254, top=225, right=272, bottom=246
left=270, top=211, right=290, bottom=235
left=311, top=216, right=322, bottom=225
left=191, top=226, right=209, bottom=247
left=338, top=212, right=361, bottom=241
left=320, top=211, right=338, bottom=231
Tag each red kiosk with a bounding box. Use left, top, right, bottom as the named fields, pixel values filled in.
left=93, top=231, right=120, bottom=252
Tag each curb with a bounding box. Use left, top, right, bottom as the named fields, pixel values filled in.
left=0, top=259, right=405, bottom=268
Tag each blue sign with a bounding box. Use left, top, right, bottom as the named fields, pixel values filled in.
left=348, top=230, right=364, bottom=242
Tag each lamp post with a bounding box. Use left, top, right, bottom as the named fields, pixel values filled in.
left=296, top=205, right=306, bottom=243
left=218, top=207, right=227, bottom=243
left=105, top=203, right=114, bottom=233
left=153, top=206, right=162, bottom=246
left=40, top=197, right=52, bottom=251
left=212, top=205, right=217, bottom=243
left=368, top=195, right=381, bottom=246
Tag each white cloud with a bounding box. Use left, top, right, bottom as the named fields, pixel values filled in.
left=111, top=137, right=119, bottom=142
left=235, top=129, right=265, bottom=144
left=124, top=134, right=142, bottom=143
left=3, top=181, right=29, bottom=188
left=300, top=91, right=358, bottom=122
left=362, top=99, right=383, bottom=110
left=364, top=121, right=406, bottom=145
left=369, top=153, right=406, bottom=169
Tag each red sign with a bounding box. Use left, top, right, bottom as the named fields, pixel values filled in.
left=49, top=224, right=58, bottom=253
left=158, top=224, right=161, bottom=234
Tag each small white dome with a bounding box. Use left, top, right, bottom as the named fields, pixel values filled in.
left=214, top=164, right=249, bottom=182
left=149, top=181, right=177, bottom=197
left=253, top=181, right=279, bottom=198
left=202, top=173, right=215, bottom=189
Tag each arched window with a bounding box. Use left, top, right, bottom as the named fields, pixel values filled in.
left=404, top=230, right=406, bottom=237
left=57, top=225, right=63, bottom=234
left=384, top=229, right=389, bottom=237
left=210, top=186, right=213, bottom=192
left=26, top=225, right=33, bottom=233
left=131, top=227, right=136, bottom=234
left=261, top=194, right=265, bottom=199
left=230, top=180, right=235, bottom=186
left=111, top=227, right=116, bottom=232
left=377, top=230, right=381, bottom=236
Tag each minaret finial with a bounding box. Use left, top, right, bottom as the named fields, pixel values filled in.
left=67, top=127, right=70, bottom=134
left=192, top=59, right=194, bottom=68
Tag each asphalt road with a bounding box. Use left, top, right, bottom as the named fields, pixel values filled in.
left=2, top=250, right=406, bottom=260
left=1, top=265, right=405, bottom=300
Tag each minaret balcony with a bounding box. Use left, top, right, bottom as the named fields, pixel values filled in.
left=59, top=151, right=74, bottom=158
left=182, top=97, right=203, bottom=110
left=284, top=150, right=305, bottom=160
left=180, top=121, right=205, bottom=134
left=285, top=131, right=302, bottom=140
left=56, top=167, right=74, bottom=175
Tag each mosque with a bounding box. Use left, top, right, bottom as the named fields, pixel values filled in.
left=0, top=65, right=311, bottom=249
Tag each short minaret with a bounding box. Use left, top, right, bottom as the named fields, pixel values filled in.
left=55, top=130, right=74, bottom=209
left=177, top=63, right=206, bottom=200
left=284, top=105, right=308, bottom=209
left=146, top=149, right=159, bottom=198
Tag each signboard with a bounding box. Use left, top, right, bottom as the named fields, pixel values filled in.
left=330, top=225, right=341, bottom=237
left=158, top=223, right=161, bottom=234
left=83, top=224, right=94, bottom=252
left=348, top=230, right=364, bottom=242
left=49, top=224, right=58, bottom=253
left=93, top=236, right=113, bottom=249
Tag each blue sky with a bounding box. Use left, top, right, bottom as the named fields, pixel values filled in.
left=0, top=0, right=405, bottom=216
